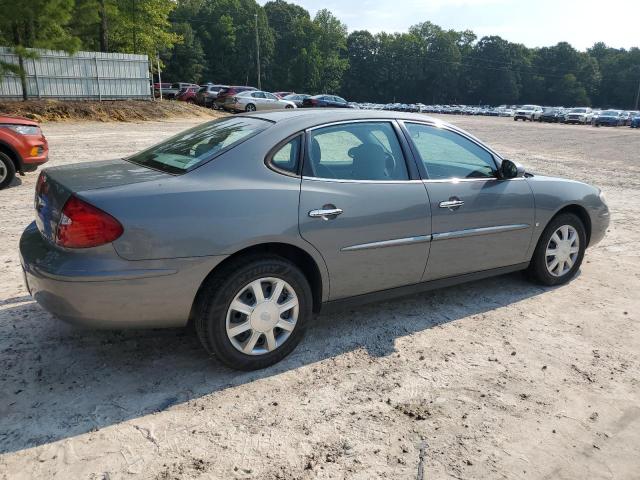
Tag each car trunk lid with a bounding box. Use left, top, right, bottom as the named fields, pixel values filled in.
left=35, top=159, right=171, bottom=242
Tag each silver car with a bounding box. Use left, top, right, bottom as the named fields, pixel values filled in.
left=224, top=90, right=296, bottom=112
left=20, top=110, right=609, bottom=370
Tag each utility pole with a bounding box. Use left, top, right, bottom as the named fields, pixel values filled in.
left=635, top=77, right=640, bottom=110
left=157, top=56, right=163, bottom=101
left=255, top=13, right=261, bottom=90
left=132, top=0, right=137, bottom=54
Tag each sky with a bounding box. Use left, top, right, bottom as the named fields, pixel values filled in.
left=258, top=0, right=639, bottom=51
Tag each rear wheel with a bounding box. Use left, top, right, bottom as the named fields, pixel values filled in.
left=0, top=152, right=16, bottom=190
left=526, top=213, right=586, bottom=286
left=195, top=256, right=312, bottom=370
left=285, top=104, right=293, bottom=109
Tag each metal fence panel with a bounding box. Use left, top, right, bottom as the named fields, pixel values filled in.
left=0, top=47, right=150, bottom=100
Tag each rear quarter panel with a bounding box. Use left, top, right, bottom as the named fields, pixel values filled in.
left=78, top=129, right=330, bottom=299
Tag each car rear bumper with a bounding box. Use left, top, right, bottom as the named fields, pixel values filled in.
left=19, top=222, right=227, bottom=329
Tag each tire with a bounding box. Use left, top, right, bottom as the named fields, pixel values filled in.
left=285, top=105, right=293, bottom=109
left=245, top=103, right=256, bottom=112
left=194, top=255, right=313, bottom=370
left=526, top=213, right=586, bottom=286
left=514, top=117, right=518, bottom=121
left=0, top=152, right=16, bottom=190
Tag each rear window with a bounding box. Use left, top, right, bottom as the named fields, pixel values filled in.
left=125, top=117, right=270, bottom=174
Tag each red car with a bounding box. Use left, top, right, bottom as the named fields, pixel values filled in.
left=176, top=86, right=200, bottom=103
left=0, top=115, right=49, bottom=189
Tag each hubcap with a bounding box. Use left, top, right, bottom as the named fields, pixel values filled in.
left=545, top=225, right=580, bottom=277
left=226, top=277, right=299, bottom=356
left=0, top=162, right=6, bottom=183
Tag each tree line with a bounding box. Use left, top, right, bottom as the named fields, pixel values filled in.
left=1, top=0, right=639, bottom=108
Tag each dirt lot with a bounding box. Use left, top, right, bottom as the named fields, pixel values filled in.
left=0, top=115, right=638, bottom=480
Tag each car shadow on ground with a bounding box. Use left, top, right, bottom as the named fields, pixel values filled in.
left=0, top=272, right=550, bottom=454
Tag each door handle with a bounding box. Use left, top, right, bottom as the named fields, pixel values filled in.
left=439, top=198, right=464, bottom=210
left=309, top=207, right=343, bottom=220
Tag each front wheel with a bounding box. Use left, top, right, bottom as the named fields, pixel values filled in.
left=194, top=256, right=313, bottom=370
left=0, top=152, right=16, bottom=190
left=526, top=213, right=586, bottom=286
left=245, top=103, right=256, bottom=112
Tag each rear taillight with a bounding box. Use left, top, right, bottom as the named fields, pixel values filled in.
left=55, top=196, right=123, bottom=248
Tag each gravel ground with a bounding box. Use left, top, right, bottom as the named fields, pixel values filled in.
left=0, top=115, right=638, bottom=480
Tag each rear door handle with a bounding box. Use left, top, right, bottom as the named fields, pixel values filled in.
left=309, top=207, right=343, bottom=220
left=439, top=198, right=464, bottom=210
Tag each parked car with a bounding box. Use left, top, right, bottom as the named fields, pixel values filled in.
left=153, top=82, right=172, bottom=98
left=621, top=111, right=639, bottom=126
left=214, top=86, right=258, bottom=110
left=273, top=92, right=294, bottom=99
left=283, top=93, right=311, bottom=107
left=176, top=86, right=200, bottom=103
left=159, top=82, right=198, bottom=100
left=0, top=116, right=49, bottom=189
left=565, top=107, right=593, bottom=125
left=593, top=110, right=624, bottom=127
left=539, top=107, right=564, bottom=123
left=301, top=94, right=352, bottom=108
left=20, top=110, right=609, bottom=370
left=514, top=105, right=543, bottom=121
left=631, top=113, right=640, bottom=128
left=222, top=90, right=296, bottom=112
left=195, top=84, right=227, bottom=108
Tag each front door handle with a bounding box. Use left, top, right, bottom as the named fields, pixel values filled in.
left=309, top=207, right=343, bottom=220
left=439, top=198, right=464, bottom=210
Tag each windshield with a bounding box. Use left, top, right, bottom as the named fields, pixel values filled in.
left=601, top=110, right=620, bottom=115
left=125, top=117, right=270, bottom=174
left=570, top=108, right=587, bottom=113
left=521, top=105, right=535, bottom=111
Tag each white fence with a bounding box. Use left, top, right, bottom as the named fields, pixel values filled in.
left=0, top=47, right=151, bottom=100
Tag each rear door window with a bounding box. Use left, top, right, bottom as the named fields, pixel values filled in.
left=306, top=122, right=409, bottom=181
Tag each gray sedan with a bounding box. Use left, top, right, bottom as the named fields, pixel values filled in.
left=20, top=110, right=609, bottom=370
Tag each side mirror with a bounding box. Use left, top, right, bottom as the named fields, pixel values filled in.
left=500, top=159, right=525, bottom=179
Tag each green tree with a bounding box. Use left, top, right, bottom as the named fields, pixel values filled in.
left=0, top=0, right=81, bottom=100
left=264, top=0, right=316, bottom=91
left=160, top=22, right=205, bottom=83
left=311, top=9, right=348, bottom=93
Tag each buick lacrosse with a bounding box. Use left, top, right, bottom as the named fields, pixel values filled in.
left=20, top=110, right=609, bottom=370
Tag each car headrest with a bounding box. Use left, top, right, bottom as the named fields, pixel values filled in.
left=351, top=143, right=388, bottom=180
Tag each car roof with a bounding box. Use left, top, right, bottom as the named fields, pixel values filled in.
left=242, top=109, right=499, bottom=158
left=248, top=108, right=434, bottom=124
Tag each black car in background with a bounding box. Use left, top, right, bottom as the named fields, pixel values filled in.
left=540, top=107, right=564, bottom=123
left=302, top=94, right=352, bottom=108
left=195, top=84, right=227, bottom=108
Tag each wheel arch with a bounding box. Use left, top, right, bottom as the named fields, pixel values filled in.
left=550, top=204, right=592, bottom=246
left=0, top=140, right=23, bottom=172
left=190, top=242, right=328, bottom=323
